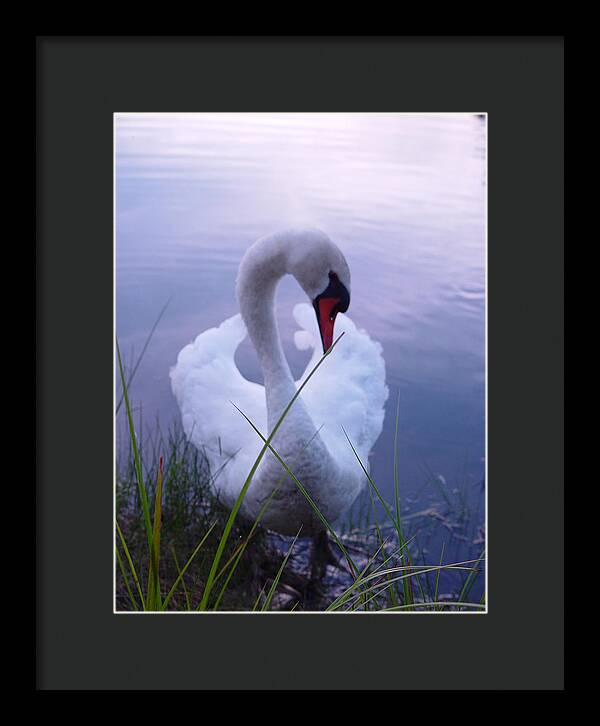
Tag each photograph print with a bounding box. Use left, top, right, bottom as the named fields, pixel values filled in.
left=115, top=112, right=486, bottom=613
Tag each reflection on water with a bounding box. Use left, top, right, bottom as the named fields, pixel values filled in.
left=116, top=113, right=486, bottom=597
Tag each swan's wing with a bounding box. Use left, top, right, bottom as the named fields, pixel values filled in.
left=169, top=314, right=265, bottom=501
left=293, top=302, right=389, bottom=468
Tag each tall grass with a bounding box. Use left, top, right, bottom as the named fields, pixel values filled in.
left=115, top=328, right=485, bottom=612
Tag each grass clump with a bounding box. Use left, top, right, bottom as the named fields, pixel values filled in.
left=115, top=329, right=485, bottom=613
left=116, top=417, right=280, bottom=611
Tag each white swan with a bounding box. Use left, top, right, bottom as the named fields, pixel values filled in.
left=170, top=228, right=388, bottom=540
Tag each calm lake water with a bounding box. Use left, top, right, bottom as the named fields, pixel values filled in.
left=116, top=113, right=486, bottom=597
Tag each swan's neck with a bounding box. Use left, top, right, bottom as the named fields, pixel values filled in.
left=236, top=239, right=297, bottom=430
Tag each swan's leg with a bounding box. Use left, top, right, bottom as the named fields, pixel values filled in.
left=309, top=530, right=352, bottom=581
left=301, top=533, right=326, bottom=609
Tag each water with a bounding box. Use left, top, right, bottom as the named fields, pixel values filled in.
left=116, top=113, right=486, bottom=600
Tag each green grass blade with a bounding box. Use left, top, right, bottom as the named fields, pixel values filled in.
left=161, top=522, right=217, bottom=610
left=339, top=539, right=393, bottom=612
left=253, top=582, right=267, bottom=611
left=378, top=601, right=486, bottom=612
left=116, top=519, right=145, bottom=609
left=345, top=400, right=414, bottom=609
left=171, top=546, right=191, bottom=611
left=342, top=429, right=401, bottom=545
left=197, top=333, right=345, bottom=611
left=212, top=485, right=280, bottom=611
left=261, top=528, right=301, bottom=611
left=458, top=547, right=486, bottom=603
left=115, top=541, right=139, bottom=611
left=116, top=339, right=154, bottom=553
left=231, top=403, right=359, bottom=579
left=434, top=541, right=446, bottom=611
left=393, top=392, right=402, bottom=532
left=327, top=560, right=479, bottom=611
left=342, top=425, right=416, bottom=602
left=391, top=391, right=413, bottom=608
left=366, top=478, right=399, bottom=608
left=116, top=297, right=171, bottom=415
left=147, top=456, right=165, bottom=610
left=339, top=566, right=478, bottom=612
left=212, top=423, right=325, bottom=610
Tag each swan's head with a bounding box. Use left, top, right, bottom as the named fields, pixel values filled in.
left=286, top=229, right=351, bottom=353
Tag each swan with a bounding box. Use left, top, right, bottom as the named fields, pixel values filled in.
left=170, top=228, right=388, bottom=550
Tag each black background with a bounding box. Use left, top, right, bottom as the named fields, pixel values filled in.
left=37, top=37, right=564, bottom=690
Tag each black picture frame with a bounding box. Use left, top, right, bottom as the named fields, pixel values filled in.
left=37, top=36, right=564, bottom=691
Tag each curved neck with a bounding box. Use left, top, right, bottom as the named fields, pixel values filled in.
left=236, top=237, right=297, bottom=430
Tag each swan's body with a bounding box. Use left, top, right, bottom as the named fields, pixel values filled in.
left=170, top=229, right=388, bottom=536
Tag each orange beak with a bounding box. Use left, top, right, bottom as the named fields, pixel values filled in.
left=315, top=297, right=339, bottom=353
